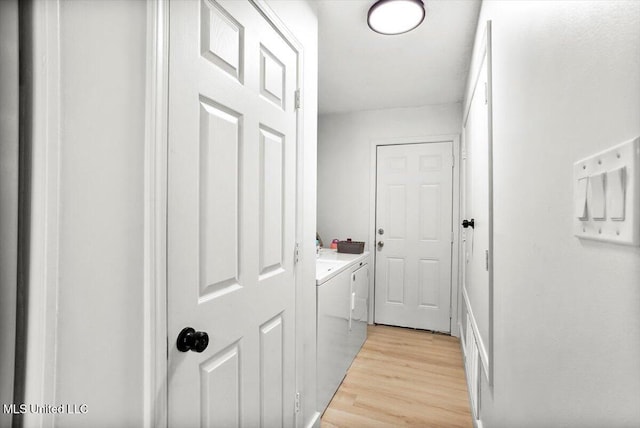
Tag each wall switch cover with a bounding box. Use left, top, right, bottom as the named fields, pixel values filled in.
left=573, top=137, right=639, bottom=246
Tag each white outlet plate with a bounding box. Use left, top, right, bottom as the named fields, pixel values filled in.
left=573, top=137, right=640, bottom=246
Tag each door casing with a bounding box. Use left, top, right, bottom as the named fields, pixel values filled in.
left=368, top=135, right=462, bottom=337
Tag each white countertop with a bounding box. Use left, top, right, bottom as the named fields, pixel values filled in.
left=315, top=249, right=370, bottom=285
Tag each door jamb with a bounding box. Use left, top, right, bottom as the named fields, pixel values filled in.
left=143, top=1, right=306, bottom=426
left=368, top=134, right=462, bottom=337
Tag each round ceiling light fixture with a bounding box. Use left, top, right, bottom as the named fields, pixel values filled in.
left=367, top=0, right=426, bottom=35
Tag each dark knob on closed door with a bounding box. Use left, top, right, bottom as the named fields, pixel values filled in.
left=177, top=327, right=209, bottom=353
left=462, top=219, right=475, bottom=229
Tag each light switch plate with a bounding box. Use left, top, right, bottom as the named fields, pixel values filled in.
left=573, top=137, right=640, bottom=246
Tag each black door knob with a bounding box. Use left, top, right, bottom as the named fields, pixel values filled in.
left=177, top=327, right=209, bottom=353
left=462, top=218, right=475, bottom=229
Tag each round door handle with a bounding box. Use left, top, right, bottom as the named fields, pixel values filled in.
left=377, top=241, right=384, bottom=249
left=177, top=327, right=209, bottom=353
left=462, top=219, right=475, bottom=229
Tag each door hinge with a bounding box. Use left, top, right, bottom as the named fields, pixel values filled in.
left=295, top=89, right=301, bottom=110
left=294, top=243, right=301, bottom=265
left=451, top=154, right=455, bottom=168
left=485, top=249, right=489, bottom=271
left=294, top=392, right=301, bottom=413
left=451, top=231, right=455, bottom=243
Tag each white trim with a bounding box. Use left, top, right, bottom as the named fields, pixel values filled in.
left=367, top=134, right=462, bottom=334
left=458, top=314, right=482, bottom=427
left=461, top=286, right=490, bottom=380
left=486, top=20, right=495, bottom=388
left=458, top=319, right=466, bottom=355
left=253, top=0, right=303, bottom=52
left=143, top=0, right=169, bottom=427
left=23, top=1, right=62, bottom=427
left=450, top=136, right=462, bottom=337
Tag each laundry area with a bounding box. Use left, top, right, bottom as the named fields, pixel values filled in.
left=0, top=0, right=638, bottom=427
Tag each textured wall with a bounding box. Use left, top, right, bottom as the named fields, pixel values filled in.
left=464, top=1, right=640, bottom=426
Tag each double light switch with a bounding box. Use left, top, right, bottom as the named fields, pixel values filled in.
left=573, top=137, right=639, bottom=246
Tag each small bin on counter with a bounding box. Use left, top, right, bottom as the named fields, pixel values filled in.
left=337, top=239, right=365, bottom=254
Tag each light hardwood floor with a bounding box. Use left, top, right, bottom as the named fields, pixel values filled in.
left=321, top=324, right=473, bottom=428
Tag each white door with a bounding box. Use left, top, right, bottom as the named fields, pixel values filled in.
left=462, top=55, right=491, bottom=350
left=167, top=0, right=298, bottom=426
left=374, top=143, right=454, bottom=332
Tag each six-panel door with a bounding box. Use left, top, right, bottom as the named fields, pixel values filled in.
left=167, top=1, right=298, bottom=426
left=375, top=142, right=454, bottom=332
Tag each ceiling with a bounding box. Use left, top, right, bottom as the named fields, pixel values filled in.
left=316, top=0, right=481, bottom=114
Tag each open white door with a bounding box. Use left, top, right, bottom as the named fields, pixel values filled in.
left=167, top=0, right=298, bottom=426
left=374, top=142, right=454, bottom=332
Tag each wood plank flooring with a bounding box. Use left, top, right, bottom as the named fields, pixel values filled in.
left=321, top=324, right=473, bottom=428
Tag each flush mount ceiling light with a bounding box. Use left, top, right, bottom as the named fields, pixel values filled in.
left=367, top=0, right=426, bottom=35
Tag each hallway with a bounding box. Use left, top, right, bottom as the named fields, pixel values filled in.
left=321, top=325, right=473, bottom=427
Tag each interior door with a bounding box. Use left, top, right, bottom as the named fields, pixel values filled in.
left=462, top=54, right=490, bottom=353
left=167, top=0, right=298, bottom=426
left=374, top=142, right=454, bottom=332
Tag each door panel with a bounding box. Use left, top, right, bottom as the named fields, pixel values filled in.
left=418, top=259, right=439, bottom=308
left=419, top=184, right=440, bottom=240
left=199, top=98, right=241, bottom=296
left=200, top=345, right=241, bottom=427
left=386, top=258, right=405, bottom=304
left=167, top=1, right=298, bottom=426
left=375, top=142, right=453, bottom=331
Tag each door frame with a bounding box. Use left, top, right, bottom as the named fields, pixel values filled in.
left=143, top=1, right=306, bottom=426
left=368, top=134, right=462, bottom=337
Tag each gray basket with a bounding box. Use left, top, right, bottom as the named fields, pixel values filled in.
left=337, top=240, right=364, bottom=254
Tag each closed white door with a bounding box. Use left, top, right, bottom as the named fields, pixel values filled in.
left=167, top=0, right=298, bottom=426
left=374, top=143, right=453, bottom=332
left=462, top=55, right=490, bottom=350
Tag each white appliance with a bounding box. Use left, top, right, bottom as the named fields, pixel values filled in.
left=316, top=251, right=369, bottom=413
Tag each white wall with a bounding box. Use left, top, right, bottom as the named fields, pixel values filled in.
left=55, top=1, right=148, bottom=426
left=464, top=1, right=640, bottom=426
left=317, top=104, right=462, bottom=247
